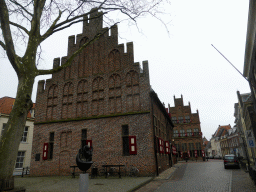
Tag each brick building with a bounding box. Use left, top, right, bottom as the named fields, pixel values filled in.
left=30, top=10, right=174, bottom=177
left=168, top=95, right=204, bottom=160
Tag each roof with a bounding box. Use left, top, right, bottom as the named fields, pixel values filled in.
left=213, top=125, right=232, bottom=138
left=150, top=89, right=174, bottom=127
left=0, top=97, right=35, bottom=118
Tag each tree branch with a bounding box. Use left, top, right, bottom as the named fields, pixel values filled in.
left=40, top=9, right=63, bottom=42
left=0, top=0, right=20, bottom=75
left=9, top=0, right=33, bottom=17
left=0, top=41, right=6, bottom=50
left=36, top=30, right=108, bottom=76
left=10, top=21, right=29, bottom=34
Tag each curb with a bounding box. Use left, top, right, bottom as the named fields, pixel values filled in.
left=127, top=177, right=155, bottom=192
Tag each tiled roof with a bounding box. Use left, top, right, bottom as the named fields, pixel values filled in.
left=213, top=125, right=231, bottom=137
left=0, top=97, right=35, bottom=118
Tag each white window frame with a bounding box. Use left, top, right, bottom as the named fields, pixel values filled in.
left=21, top=126, right=29, bottom=143
left=15, top=151, right=25, bottom=169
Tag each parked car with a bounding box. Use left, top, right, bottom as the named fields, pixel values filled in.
left=214, top=155, right=222, bottom=159
left=223, top=154, right=240, bottom=169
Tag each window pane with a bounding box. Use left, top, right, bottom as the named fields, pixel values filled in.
left=15, top=151, right=25, bottom=168
left=123, top=136, right=129, bottom=156
left=21, top=127, right=28, bottom=142
left=82, top=129, right=87, bottom=140
left=122, top=125, right=129, bottom=136
left=50, top=132, right=54, bottom=141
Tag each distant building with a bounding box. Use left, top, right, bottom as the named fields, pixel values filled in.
left=210, top=125, right=231, bottom=158
left=168, top=95, right=204, bottom=160
left=237, top=91, right=256, bottom=165
left=0, top=97, right=35, bottom=175
left=202, top=137, right=209, bottom=149
left=30, top=10, right=174, bottom=177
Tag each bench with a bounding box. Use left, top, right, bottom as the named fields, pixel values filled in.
left=70, top=166, right=79, bottom=178
left=102, top=165, right=125, bottom=178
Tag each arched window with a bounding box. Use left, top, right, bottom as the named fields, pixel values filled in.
left=92, top=77, right=104, bottom=116
left=109, top=74, right=121, bottom=114
left=126, top=71, right=140, bottom=111
left=46, top=85, right=58, bottom=120
left=77, top=80, right=89, bottom=117
left=64, top=61, right=74, bottom=80
left=78, top=37, right=90, bottom=77
left=108, top=49, right=120, bottom=72
left=62, top=82, right=73, bottom=119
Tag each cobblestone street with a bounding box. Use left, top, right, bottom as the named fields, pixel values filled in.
left=137, top=160, right=256, bottom=192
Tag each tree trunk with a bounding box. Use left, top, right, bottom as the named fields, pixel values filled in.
left=0, top=74, right=34, bottom=189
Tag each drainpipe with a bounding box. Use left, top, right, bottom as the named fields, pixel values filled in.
left=151, top=95, right=159, bottom=176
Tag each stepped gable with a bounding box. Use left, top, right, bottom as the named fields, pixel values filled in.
left=35, top=9, right=150, bottom=123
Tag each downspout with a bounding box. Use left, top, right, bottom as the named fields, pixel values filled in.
left=151, top=95, right=159, bottom=176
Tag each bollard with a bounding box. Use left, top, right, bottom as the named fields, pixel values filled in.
left=21, top=168, right=24, bottom=177
left=79, top=173, right=89, bottom=192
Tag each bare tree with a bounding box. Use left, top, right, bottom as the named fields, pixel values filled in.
left=0, top=0, right=168, bottom=188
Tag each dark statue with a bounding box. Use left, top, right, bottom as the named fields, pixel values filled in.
left=76, top=145, right=93, bottom=172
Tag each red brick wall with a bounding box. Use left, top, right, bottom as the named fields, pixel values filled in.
left=31, top=10, right=167, bottom=177
left=30, top=113, right=158, bottom=176
left=169, top=96, right=204, bottom=160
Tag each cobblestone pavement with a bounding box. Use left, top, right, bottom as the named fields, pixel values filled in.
left=14, top=175, right=152, bottom=192
left=154, top=160, right=256, bottom=192
left=231, top=167, right=255, bottom=192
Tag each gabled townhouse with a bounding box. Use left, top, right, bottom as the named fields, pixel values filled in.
left=237, top=91, right=256, bottom=165
left=210, top=125, right=231, bottom=158
left=30, top=10, right=174, bottom=177
left=0, top=97, right=35, bottom=175
left=168, top=95, right=204, bottom=160
left=220, top=127, right=241, bottom=157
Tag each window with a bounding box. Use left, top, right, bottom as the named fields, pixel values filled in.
left=109, top=74, right=122, bottom=113
left=195, top=142, right=201, bottom=157
left=182, top=143, right=187, bottom=151
left=1, top=123, right=7, bottom=137
left=171, top=116, right=177, bottom=124
left=194, top=128, right=199, bottom=136
left=180, top=129, right=185, bottom=137
left=126, top=71, right=140, bottom=112
left=46, top=85, right=58, bottom=120
left=48, top=132, right=54, bottom=160
left=173, top=130, right=178, bottom=137
left=16, top=151, right=25, bottom=168
left=189, top=143, right=194, bottom=150
left=178, top=117, right=183, bottom=124
left=187, top=129, right=192, bottom=136
left=122, top=125, right=129, bottom=156
left=62, top=82, right=74, bottom=119
left=185, top=116, right=190, bottom=123
left=21, top=126, right=29, bottom=142
left=81, top=129, right=87, bottom=149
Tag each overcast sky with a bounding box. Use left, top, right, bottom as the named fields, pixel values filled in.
left=0, top=0, right=251, bottom=140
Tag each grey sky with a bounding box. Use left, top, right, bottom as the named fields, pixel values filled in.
left=0, top=0, right=251, bottom=140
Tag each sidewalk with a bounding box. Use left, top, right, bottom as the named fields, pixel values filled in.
left=134, top=162, right=184, bottom=192
left=14, top=163, right=185, bottom=192
left=14, top=175, right=153, bottom=192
